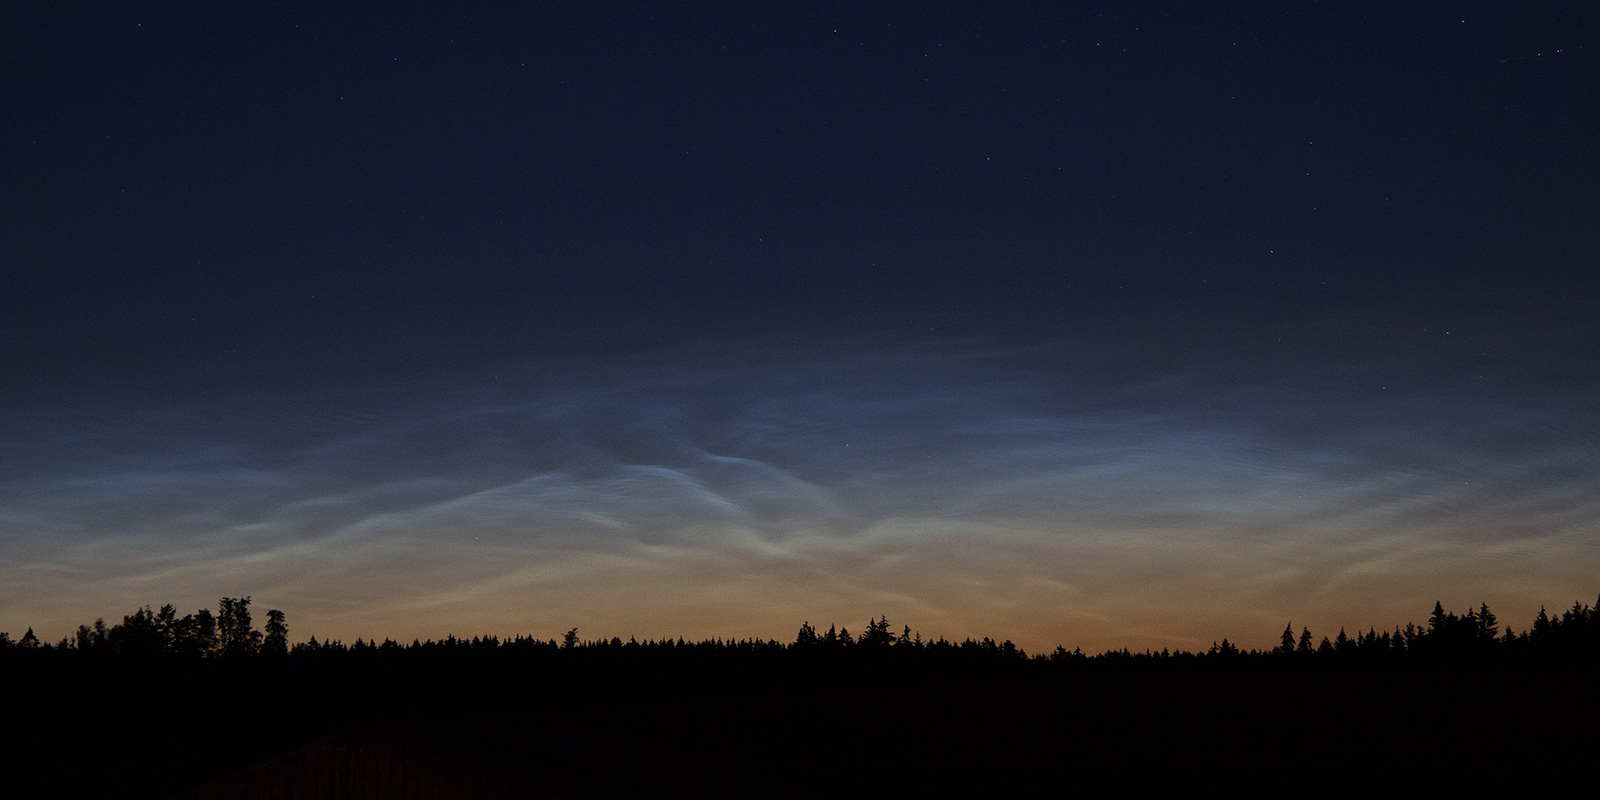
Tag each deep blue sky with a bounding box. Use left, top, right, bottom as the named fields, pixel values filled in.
left=3, top=3, right=1597, bottom=651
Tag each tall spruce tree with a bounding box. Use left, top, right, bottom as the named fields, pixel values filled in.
left=1477, top=603, right=1498, bottom=643
left=262, top=609, right=289, bottom=656
left=217, top=597, right=262, bottom=657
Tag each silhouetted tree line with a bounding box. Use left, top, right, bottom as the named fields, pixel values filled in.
left=4, top=596, right=1598, bottom=669
left=0, top=596, right=286, bottom=659
left=5, top=596, right=1599, bottom=799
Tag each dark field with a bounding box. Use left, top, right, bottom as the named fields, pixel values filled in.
left=6, top=643, right=1594, bottom=797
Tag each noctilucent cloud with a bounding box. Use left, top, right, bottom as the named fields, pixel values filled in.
left=4, top=315, right=1594, bottom=652
left=2, top=4, right=1597, bottom=651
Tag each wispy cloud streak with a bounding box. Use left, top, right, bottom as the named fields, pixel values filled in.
left=1, top=335, right=1595, bottom=651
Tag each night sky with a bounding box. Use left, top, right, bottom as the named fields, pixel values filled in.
left=3, top=4, right=1597, bottom=653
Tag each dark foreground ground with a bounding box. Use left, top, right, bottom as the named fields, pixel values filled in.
left=5, top=650, right=1595, bottom=797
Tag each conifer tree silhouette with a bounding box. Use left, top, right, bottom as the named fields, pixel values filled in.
left=794, top=622, right=819, bottom=647
left=263, top=609, right=289, bottom=656
left=216, top=597, right=262, bottom=657
left=1476, top=603, right=1498, bottom=643
left=860, top=616, right=895, bottom=648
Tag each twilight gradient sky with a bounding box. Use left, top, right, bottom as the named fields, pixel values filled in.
left=3, top=4, right=1597, bottom=653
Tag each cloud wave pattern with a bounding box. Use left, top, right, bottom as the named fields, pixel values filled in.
left=2, top=338, right=1595, bottom=652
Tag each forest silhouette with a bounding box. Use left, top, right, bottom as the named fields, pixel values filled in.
left=3, top=596, right=1597, bottom=797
